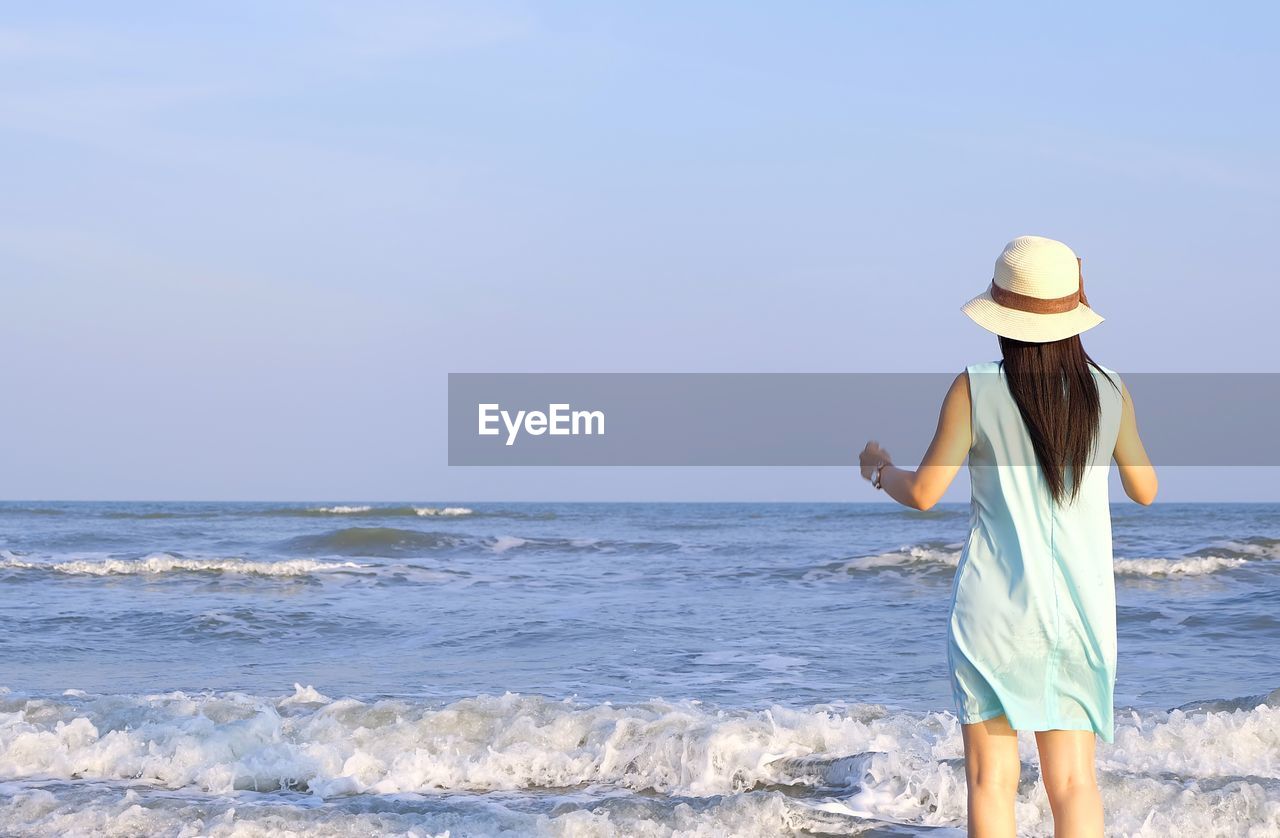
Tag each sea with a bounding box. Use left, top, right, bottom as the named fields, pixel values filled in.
left=1, top=501, right=1277, bottom=837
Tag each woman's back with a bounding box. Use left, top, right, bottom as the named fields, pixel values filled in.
left=947, top=359, right=1125, bottom=742
left=861, top=235, right=1158, bottom=834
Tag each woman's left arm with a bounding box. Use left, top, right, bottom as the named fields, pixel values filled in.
left=859, top=371, right=971, bottom=511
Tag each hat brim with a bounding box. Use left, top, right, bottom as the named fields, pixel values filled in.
left=961, top=289, right=1103, bottom=343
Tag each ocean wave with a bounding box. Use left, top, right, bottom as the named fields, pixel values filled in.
left=99, top=511, right=216, bottom=520
left=487, top=534, right=612, bottom=555
left=1112, top=536, right=1280, bottom=576
left=177, top=609, right=372, bottom=643
left=1112, top=555, right=1250, bottom=577
left=804, top=544, right=963, bottom=581
left=0, top=781, right=808, bottom=838
left=302, top=506, right=474, bottom=517
left=0, top=686, right=1277, bottom=835
left=841, top=544, right=963, bottom=571
left=807, top=506, right=968, bottom=522
left=282, top=527, right=682, bottom=558
left=485, top=534, right=683, bottom=556
left=415, top=506, right=474, bottom=517
left=1203, top=537, right=1280, bottom=559
left=806, top=541, right=1276, bottom=581
left=0, top=686, right=888, bottom=798
left=0, top=551, right=368, bottom=578
left=266, top=506, right=477, bottom=519
left=1173, top=686, right=1280, bottom=714
left=283, top=527, right=468, bottom=556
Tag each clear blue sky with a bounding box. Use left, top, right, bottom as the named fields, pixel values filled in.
left=3, top=2, right=1277, bottom=501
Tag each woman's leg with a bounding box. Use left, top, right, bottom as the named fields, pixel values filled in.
left=962, top=714, right=1021, bottom=838
left=1034, top=729, right=1103, bottom=838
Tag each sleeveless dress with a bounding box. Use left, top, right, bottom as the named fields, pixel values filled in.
left=946, top=360, right=1124, bottom=743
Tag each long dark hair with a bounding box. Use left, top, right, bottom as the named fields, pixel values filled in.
left=997, top=335, right=1118, bottom=505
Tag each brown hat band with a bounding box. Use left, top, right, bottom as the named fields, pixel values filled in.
left=989, top=257, right=1090, bottom=313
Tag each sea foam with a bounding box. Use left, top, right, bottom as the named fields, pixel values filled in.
left=0, top=685, right=1276, bottom=836
left=0, top=552, right=367, bottom=577
left=1112, top=555, right=1249, bottom=577
left=811, top=541, right=1275, bottom=580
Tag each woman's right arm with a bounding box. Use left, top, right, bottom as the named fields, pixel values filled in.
left=1114, top=380, right=1158, bottom=505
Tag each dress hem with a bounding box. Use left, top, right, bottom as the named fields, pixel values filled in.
left=957, top=708, right=1113, bottom=742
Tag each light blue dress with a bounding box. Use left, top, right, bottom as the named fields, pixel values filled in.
left=947, top=360, right=1124, bottom=743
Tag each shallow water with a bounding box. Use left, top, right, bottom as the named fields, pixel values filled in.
left=1, top=501, right=1277, bottom=836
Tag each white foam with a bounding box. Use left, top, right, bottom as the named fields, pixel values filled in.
left=0, top=780, right=802, bottom=837
left=804, top=542, right=1259, bottom=580
left=853, top=545, right=962, bottom=570
left=1113, top=555, right=1249, bottom=577
left=812, top=545, right=962, bottom=577
left=1104, top=703, right=1280, bottom=777
left=0, top=552, right=368, bottom=577
left=0, top=688, right=1276, bottom=834
left=310, top=506, right=374, bottom=514
left=279, top=683, right=333, bottom=706
left=415, top=507, right=474, bottom=517
left=0, top=688, right=912, bottom=799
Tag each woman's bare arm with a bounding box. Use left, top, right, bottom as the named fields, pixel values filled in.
left=1114, top=379, right=1158, bottom=505
left=859, top=371, right=971, bottom=511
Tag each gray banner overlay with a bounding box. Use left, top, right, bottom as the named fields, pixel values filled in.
left=448, top=373, right=1280, bottom=466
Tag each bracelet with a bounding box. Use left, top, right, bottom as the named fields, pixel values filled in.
left=872, top=462, right=891, bottom=490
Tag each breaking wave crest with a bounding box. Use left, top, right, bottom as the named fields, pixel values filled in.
left=809, top=538, right=1280, bottom=580
left=297, top=506, right=475, bottom=518
left=1111, top=555, right=1249, bottom=577
left=0, top=551, right=366, bottom=578
left=0, top=685, right=1276, bottom=835
left=414, top=507, right=474, bottom=517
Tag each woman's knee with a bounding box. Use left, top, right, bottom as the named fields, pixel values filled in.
left=1035, top=729, right=1098, bottom=798
left=967, top=761, right=1021, bottom=796
left=962, top=716, right=1021, bottom=796
left=1042, top=766, right=1098, bottom=799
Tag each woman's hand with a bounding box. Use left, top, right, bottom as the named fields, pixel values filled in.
left=856, top=372, right=970, bottom=510
left=859, top=441, right=892, bottom=481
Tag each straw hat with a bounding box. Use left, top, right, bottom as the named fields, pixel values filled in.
left=962, top=235, right=1103, bottom=343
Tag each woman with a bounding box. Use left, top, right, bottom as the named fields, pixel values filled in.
left=858, top=235, right=1158, bottom=838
